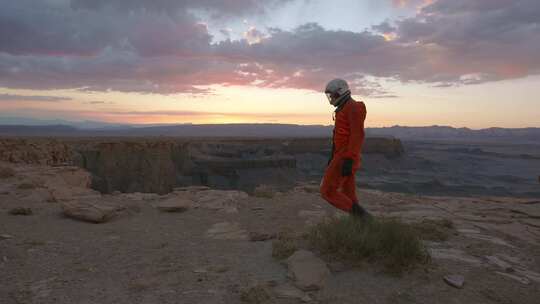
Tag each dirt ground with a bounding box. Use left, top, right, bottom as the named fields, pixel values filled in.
left=1, top=162, right=539, bottom=303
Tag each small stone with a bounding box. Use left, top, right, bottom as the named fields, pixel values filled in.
left=444, top=275, right=465, bottom=289
left=209, top=265, right=229, bottom=273
left=0, top=234, right=14, bottom=240
left=193, top=268, right=208, bottom=274
left=8, top=207, right=33, bottom=216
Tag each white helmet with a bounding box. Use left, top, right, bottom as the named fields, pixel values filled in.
left=325, top=78, right=351, bottom=106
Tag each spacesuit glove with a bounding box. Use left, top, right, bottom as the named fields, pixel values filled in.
left=341, top=158, right=353, bottom=176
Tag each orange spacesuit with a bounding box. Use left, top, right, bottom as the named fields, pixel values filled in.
left=320, top=97, right=367, bottom=212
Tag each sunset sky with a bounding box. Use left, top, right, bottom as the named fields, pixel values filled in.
left=1, top=0, right=539, bottom=128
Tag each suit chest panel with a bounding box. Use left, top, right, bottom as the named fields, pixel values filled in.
left=334, top=110, right=350, bottom=135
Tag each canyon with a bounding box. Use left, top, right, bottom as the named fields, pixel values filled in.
left=0, top=137, right=404, bottom=195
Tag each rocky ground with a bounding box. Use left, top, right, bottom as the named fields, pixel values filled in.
left=1, top=162, right=539, bottom=304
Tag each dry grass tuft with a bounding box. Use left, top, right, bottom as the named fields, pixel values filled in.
left=271, top=231, right=298, bottom=260
left=240, top=285, right=271, bottom=303
left=308, top=216, right=430, bottom=274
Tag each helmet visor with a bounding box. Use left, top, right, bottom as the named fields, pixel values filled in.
left=325, top=92, right=333, bottom=102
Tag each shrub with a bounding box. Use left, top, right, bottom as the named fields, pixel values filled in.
left=308, top=216, right=429, bottom=274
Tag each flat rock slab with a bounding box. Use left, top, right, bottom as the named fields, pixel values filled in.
left=429, top=248, right=482, bottom=265
left=154, top=198, right=192, bottom=212
left=444, top=275, right=465, bottom=289
left=286, top=250, right=330, bottom=291
left=206, top=222, right=248, bottom=240
left=274, top=283, right=310, bottom=301
left=194, top=190, right=248, bottom=210
left=61, top=201, right=116, bottom=223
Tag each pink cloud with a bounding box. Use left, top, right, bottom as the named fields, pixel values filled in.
left=1, top=0, right=540, bottom=97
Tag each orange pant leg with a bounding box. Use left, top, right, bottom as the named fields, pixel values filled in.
left=320, top=158, right=355, bottom=212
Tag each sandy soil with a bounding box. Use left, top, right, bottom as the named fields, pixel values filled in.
left=1, top=162, right=539, bottom=303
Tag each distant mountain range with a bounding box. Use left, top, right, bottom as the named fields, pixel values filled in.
left=0, top=117, right=538, bottom=143
left=0, top=116, right=129, bottom=129
left=367, top=126, right=540, bottom=143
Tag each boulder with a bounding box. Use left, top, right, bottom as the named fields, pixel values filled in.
left=61, top=200, right=116, bottom=223
left=286, top=250, right=330, bottom=291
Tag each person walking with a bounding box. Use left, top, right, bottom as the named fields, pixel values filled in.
left=320, top=78, right=372, bottom=218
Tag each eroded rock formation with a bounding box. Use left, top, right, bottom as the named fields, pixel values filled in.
left=0, top=137, right=404, bottom=194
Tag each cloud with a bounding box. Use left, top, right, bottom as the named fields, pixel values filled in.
left=1, top=0, right=539, bottom=96
left=392, top=0, right=433, bottom=9
left=70, top=0, right=292, bottom=18
left=0, top=93, right=72, bottom=102
left=84, top=101, right=114, bottom=105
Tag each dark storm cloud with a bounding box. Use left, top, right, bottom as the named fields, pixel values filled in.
left=0, top=0, right=539, bottom=95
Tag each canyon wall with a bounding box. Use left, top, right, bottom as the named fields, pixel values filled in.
left=0, top=137, right=404, bottom=194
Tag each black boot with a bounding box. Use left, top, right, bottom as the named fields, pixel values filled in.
left=351, top=203, right=373, bottom=220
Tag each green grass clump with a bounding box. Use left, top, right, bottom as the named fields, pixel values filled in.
left=308, top=216, right=429, bottom=274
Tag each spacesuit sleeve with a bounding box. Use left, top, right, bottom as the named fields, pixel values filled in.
left=344, top=102, right=366, bottom=159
